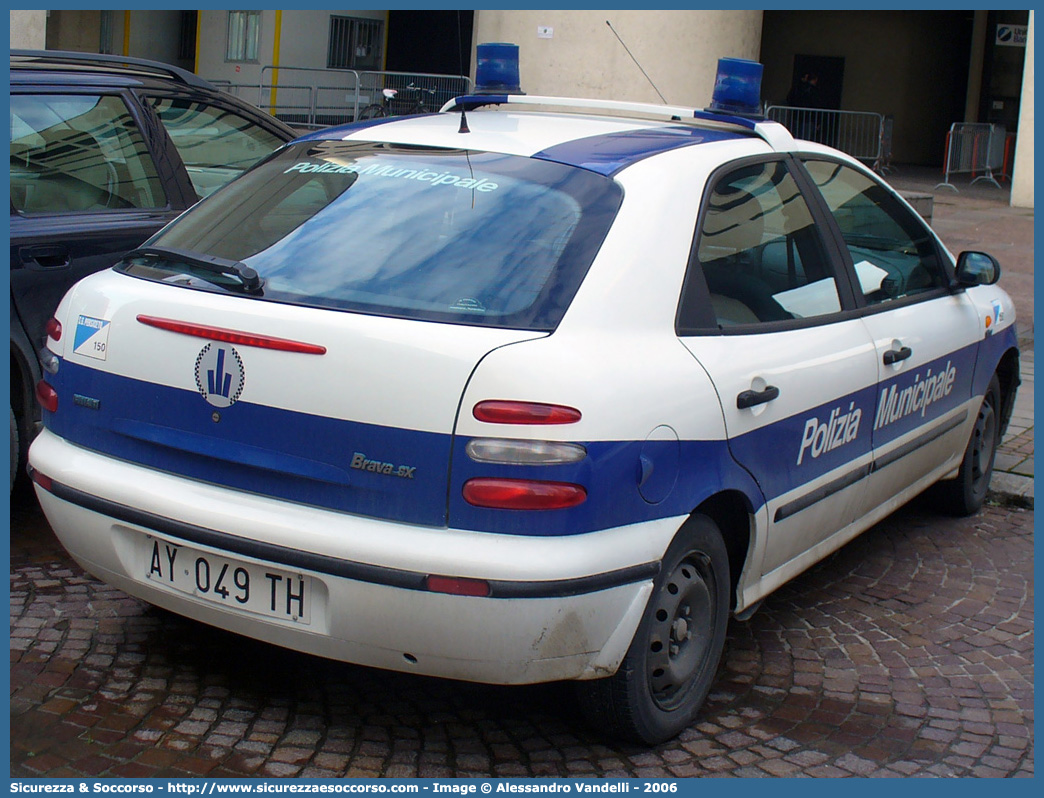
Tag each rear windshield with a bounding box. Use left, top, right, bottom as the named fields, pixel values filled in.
left=121, top=141, right=622, bottom=330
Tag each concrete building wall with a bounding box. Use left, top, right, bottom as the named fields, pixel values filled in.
left=195, top=9, right=386, bottom=87
left=127, top=10, right=184, bottom=69
left=472, top=10, right=763, bottom=108
left=1011, top=12, right=1034, bottom=209
left=44, top=9, right=102, bottom=53
left=10, top=10, right=46, bottom=49
left=198, top=10, right=273, bottom=87
left=41, top=10, right=189, bottom=67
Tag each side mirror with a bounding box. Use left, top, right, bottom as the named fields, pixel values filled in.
left=955, top=251, right=1001, bottom=287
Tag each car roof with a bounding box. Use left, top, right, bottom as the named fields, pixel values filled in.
left=10, top=49, right=298, bottom=139
left=295, top=108, right=777, bottom=178
left=10, top=49, right=213, bottom=90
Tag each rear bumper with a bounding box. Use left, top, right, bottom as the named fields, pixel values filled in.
left=29, top=429, right=684, bottom=684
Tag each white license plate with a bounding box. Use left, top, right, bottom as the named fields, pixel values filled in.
left=143, top=535, right=312, bottom=624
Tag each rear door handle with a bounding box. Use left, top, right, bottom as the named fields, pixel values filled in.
left=20, top=245, right=71, bottom=271
left=737, top=385, right=780, bottom=409
left=883, top=346, right=912, bottom=365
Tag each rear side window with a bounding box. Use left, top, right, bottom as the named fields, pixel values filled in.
left=693, top=159, right=839, bottom=329
left=148, top=95, right=287, bottom=199
left=10, top=94, right=166, bottom=214
left=126, top=141, right=622, bottom=330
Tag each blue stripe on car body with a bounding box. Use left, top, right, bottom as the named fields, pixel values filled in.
left=43, top=330, right=1004, bottom=539
left=725, top=342, right=982, bottom=502
left=533, top=126, right=747, bottom=177
left=45, top=360, right=452, bottom=528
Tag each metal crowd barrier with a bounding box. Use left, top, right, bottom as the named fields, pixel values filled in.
left=355, top=71, right=472, bottom=118
left=206, top=80, right=261, bottom=103
left=877, top=115, right=895, bottom=174
left=229, top=66, right=472, bottom=128
left=935, top=122, right=1006, bottom=192
left=765, top=106, right=887, bottom=172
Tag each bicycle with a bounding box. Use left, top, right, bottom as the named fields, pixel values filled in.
left=358, top=83, right=438, bottom=120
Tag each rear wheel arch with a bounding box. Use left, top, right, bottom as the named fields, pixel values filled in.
left=994, top=347, right=1021, bottom=438
left=10, top=342, right=36, bottom=490
left=691, top=490, right=753, bottom=612
left=10, top=306, right=40, bottom=422
left=10, top=342, right=36, bottom=432
left=577, top=511, right=731, bottom=743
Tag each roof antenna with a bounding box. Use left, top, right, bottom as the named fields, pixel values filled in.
left=455, top=10, right=469, bottom=133
left=606, top=20, right=668, bottom=104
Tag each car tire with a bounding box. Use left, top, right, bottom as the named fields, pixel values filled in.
left=576, top=513, right=730, bottom=744
left=10, top=405, right=19, bottom=493
left=934, top=374, right=1001, bottom=516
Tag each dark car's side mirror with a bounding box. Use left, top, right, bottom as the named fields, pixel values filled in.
left=955, top=251, right=1001, bottom=287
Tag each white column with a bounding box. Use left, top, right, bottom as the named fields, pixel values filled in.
left=1011, top=11, right=1034, bottom=209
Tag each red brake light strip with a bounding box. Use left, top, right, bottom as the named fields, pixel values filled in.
left=137, top=315, right=326, bottom=354
left=473, top=400, right=581, bottom=425
left=462, top=478, right=587, bottom=510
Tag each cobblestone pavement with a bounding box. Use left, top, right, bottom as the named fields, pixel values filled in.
left=11, top=490, right=1034, bottom=778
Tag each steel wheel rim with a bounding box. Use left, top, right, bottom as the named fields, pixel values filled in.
left=971, top=395, right=997, bottom=488
left=646, top=552, right=715, bottom=710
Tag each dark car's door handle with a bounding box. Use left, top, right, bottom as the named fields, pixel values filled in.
left=737, top=385, right=780, bottom=409
left=883, top=346, right=913, bottom=365
left=20, top=245, right=71, bottom=271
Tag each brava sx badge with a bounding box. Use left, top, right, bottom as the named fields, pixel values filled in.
left=194, top=343, right=245, bottom=408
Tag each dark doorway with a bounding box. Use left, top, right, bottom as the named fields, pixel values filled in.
left=978, top=9, right=1029, bottom=132
left=789, top=54, right=845, bottom=110
left=386, top=10, right=473, bottom=76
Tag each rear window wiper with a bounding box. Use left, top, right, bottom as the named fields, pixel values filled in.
left=123, top=245, right=265, bottom=295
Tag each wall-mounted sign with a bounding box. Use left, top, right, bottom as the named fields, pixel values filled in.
left=996, top=24, right=1028, bottom=47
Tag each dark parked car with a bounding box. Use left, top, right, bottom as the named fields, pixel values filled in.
left=10, top=49, right=296, bottom=488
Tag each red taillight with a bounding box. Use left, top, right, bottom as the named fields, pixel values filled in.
left=136, top=315, right=327, bottom=355
left=35, top=380, right=58, bottom=413
left=45, top=317, right=62, bottom=341
left=462, top=478, right=587, bottom=510
left=473, top=400, right=581, bottom=425
left=424, top=575, right=491, bottom=597
left=29, top=468, right=53, bottom=493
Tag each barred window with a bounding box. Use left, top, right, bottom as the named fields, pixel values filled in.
left=327, top=16, right=383, bottom=70
left=226, top=10, right=261, bottom=62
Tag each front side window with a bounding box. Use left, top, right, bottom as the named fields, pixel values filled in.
left=149, top=96, right=286, bottom=199
left=10, top=94, right=166, bottom=214
left=118, top=141, right=623, bottom=331
left=226, top=10, right=261, bottom=62
left=694, top=159, right=839, bottom=328
left=802, top=160, right=947, bottom=306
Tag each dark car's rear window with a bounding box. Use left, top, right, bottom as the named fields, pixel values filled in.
left=121, top=141, right=623, bottom=331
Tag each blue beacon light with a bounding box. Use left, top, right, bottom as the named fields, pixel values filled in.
left=708, top=57, right=764, bottom=116
left=474, top=42, right=523, bottom=95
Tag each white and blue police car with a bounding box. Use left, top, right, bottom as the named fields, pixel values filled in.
left=29, top=54, right=1019, bottom=744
